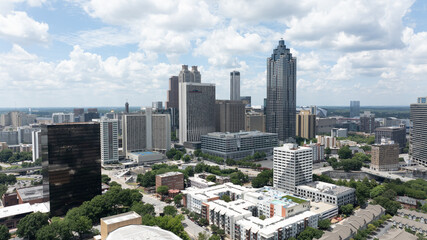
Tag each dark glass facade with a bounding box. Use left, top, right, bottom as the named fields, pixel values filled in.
left=42, top=123, right=101, bottom=216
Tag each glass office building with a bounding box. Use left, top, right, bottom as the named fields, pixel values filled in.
left=42, top=123, right=101, bottom=216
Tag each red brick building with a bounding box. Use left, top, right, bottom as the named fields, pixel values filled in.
left=155, top=172, right=184, bottom=191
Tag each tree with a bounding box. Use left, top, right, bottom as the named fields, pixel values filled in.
left=68, top=216, right=92, bottom=239
left=0, top=184, right=7, bottom=198
left=340, top=204, right=354, bottom=215
left=183, top=155, right=191, bottom=163
left=220, top=194, right=231, bottom=202
left=198, top=232, right=209, bottom=240
left=157, top=185, right=169, bottom=196
left=318, top=219, right=331, bottom=230
left=325, top=147, right=331, bottom=155
left=338, top=145, right=352, bottom=159
left=199, top=218, right=209, bottom=226
left=206, top=175, right=216, bottom=182
left=259, top=215, right=266, bottom=220
left=174, top=194, right=183, bottom=206
left=131, top=202, right=155, bottom=216
left=35, top=225, right=56, bottom=240
left=17, top=212, right=49, bottom=240
left=341, top=158, right=362, bottom=172
left=101, top=174, right=111, bottom=185
left=252, top=169, right=273, bottom=188
left=163, top=206, right=177, bottom=216
left=370, top=185, right=386, bottom=198
left=208, top=235, right=221, bottom=240
left=0, top=225, right=10, bottom=240
left=296, top=227, right=323, bottom=240
left=184, top=166, right=194, bottom=177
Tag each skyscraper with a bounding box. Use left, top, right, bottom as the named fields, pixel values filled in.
left=98, top=118, right=119, bottom=164
left=166, top=76, right=179, bottom=109
left=349, top=101, right=360, bottom=118
left=215, top=100, right=245, bottom=133
left=410, top=97, right=427, bottom=166
left=360, top=111, right=376, bottom=133
left=179, top=83, right=216, bottom=144
left=42, top=123, right=101, bottom=216
left=52, top=113, right=74, bottom=123
left=178, top=65, right=201, bottom=83
left=125, top=101, right=129, bottom=114
left=230, top=71, right=240, bottom=101
left=273, top=143, right=312, bottom=193
left=32, top=130, right=41, bottom=162
left=296, top=110, right=316, bottom=139
left=266, top=40, right=297, bottom=142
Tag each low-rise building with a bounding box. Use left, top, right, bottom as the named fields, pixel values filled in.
left=126, top=151, right=164, bottom=165
left=397, top=209, right=427, bottom=224
left=379, top=228, right=417, bottom=240
left=235, top=211, right=319, bottom=240
left=319, top=205, right=385, bottom=240
left=0, top=202, right=49, bottom=229
left=201, top=131, right=278, bottom=160
left=188, top=174, right=216, bottom=189
left=309, top=201, right=339, bottom=220
left=295, top=181, right=355, bottom=207
left=17, top=185, right=46, bottom=204
left=391, top=215, right=427, bottom=235
left=155, top=172, right=184, bottom=191
left=2, top=193, right=18, bottom=207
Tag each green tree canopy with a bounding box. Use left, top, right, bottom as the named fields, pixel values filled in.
left=252, top=169, right=273, bottom=188
left=338, top=145, right=352, bottom=159
left=340, top=204, right=354, bottom=215
left=157, top=185, right=169, bottom=195
left=206, top=175, right=216, bottom=182
left=318, top=219, right=331, bottom=230
left=17, top=212, right=49, bottom=240
left=0, top=225, right=10, bottom=240
left=163, top=206, right=177, bottom=216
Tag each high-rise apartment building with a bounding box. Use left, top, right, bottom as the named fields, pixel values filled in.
left=331, top=128, right=348, bottom=138
left=349, top=101, right=360, bottom=118
left=410, top=97, right=427, bottom=166
left=52, top=113, right=74, bottom=123
left=122, top=111, right=171, bottom=156
left=266, top=40, right=297, bottom=142
left=152, top=101, right=163, bottom=110
left=273, top=143, right=313, bottom=193
left=360, top=111, right=376, bottom=133
left=98, top=118, right=119, bottom=164
left=179, top=83, right=215, bottom=144
left=230, top=71, right=240, bottom=101
left=178, top=65, right=201, bottom=83
left=125, top=102, right=129, bottom=114
left=166, top=76, right=179, bottom=109
left=0, top=112, right=36, bottom=127
left=215, top=100, right=245, bottom=133
left=296, top=110, right=316, bottom=139
left=32, top=130, right=41, bottom=162
left=245, top=111, right=266, bottom=132
left=371, top=140, right=399, bottom=171
left=42, top=123, right=101, bottom=216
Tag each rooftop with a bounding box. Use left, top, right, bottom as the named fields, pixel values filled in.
left=157, top=171, right=184, bottom=177
left=205, top=131, right=277, bottom=138
left=16, top=185, right=44, bottom=202
left=101, top=211, right=141, bottom=225
left=106, top=225, right=181, bottom=240
left=0, top=202, right=49, bottom=219
left=275, top=143, right=312, bottom=152
left=297, top=181, right=355, bottom=195
left=379, top=228, right=417, bottom=240
left=129, top=152, right=159, bottom=156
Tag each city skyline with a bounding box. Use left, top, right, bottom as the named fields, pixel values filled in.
left=1, top=1, right=427, bottom=108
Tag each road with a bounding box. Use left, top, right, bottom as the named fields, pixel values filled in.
left=182, top=215, right=210, bottom=240
left=0, top=166, right=41, bottom=173
left=361, top=167, right=412, bottom=182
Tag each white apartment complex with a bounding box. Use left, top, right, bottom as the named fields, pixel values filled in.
left=98, top=118, right=119, bottom=164
left=295, top=181, right=356, bottom=207
left=273, top=144, right=313, bottom=193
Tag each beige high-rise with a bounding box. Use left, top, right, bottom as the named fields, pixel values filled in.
left=371, top=141, right=399, bottom=171
left=296, top=110, right=316, bottom=139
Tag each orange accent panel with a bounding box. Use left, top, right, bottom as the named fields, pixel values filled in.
left=270, top=203, right=274, bottom=218
left=282, top=207, right=286, bottom=217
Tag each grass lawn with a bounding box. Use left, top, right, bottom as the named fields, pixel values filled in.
left=281, top=195, right=307, bottom=204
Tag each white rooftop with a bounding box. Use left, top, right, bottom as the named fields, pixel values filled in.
left=106, top=225, right=181, bottom=240
left=297, top=181, right=354, bottom=195
left=275, top=144, right=312, bottom=152
left=0, top=202, right=49, bottom=219
left=101, top=211, right=141, bottom=225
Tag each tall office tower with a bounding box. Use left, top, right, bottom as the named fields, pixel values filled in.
left=240, top=96, right=251, bottom=107
left=152, top=101, right=163, bottom=110
left=73, top=108, right=84, bottom=122
left=349, top=101, right=360, bottom=118
left=410, top=97, right=427, bottom=166
left=125, top=102, right=129, bottom=114
left=52, top=113, right=75, bottom=123
left=245, top=111, right=266, bottom=132
left=99, top=118, right=119, bottom=164
left=32, top=130, right=41, bottom=162
left=230, top=71, right=240, bottom=101
left=122, top=112, right=171, bottom=156
left=166, top=76, right=179, bottom=109
left=309, top=106, right=317, bottom=115
left=370, top=140, right=399, bottom=171
left=215, top=100, right=245, bottom=133
left=375, top=126, right=406, bottom=152
left=178, top=65, right=201, bottom=83
left=266, top=40, right=297, bottom=142
left=273, top=143, right=312, bottom=193
left=42, top=123, right=101, bottom=216
left=296, top=110, right=316, bottom=139
left=360, top=111, right=376, bottom=133
left=179, top=83, right=216, bottom=144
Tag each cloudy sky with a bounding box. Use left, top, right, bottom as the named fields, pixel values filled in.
left=0, top=0, right=426, bottom=108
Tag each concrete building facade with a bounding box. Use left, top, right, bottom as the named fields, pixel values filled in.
left=99, top=118, right=119, bottom=164
left=155, top=172, right=184, bottom=191
left=266, top=40, right=297, bottom=142
left=201, top=131, right=278, bottom=160
left=296, top=181, right=356, bottom=207
left=371, top=141, right=400, bottom=171
left=410, top=97, right=427, bottom=166
left=52, top=113, right=74, bottom=123
left=375, top=126, right=406, bottom=152
left=166, top=76, right=179, bottom=109
left=296, top=110, right=316, bottom=139
left=230, top=71, right=240, bottom=101
left=360, top=111, right=376, bottom=133
left=273, top=144, right=313, bottom=193
left=215, top=100, right=245, bottom=133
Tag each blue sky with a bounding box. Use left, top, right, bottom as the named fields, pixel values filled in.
left=0, top=0, right=426, bottom=108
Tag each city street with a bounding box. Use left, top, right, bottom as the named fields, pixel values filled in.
left=368, top=221, right=393, bottom=239
left=182, top=215, right=210, bottom=240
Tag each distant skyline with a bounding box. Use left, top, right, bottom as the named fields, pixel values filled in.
left=0, top=0, right=427, bottom=107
